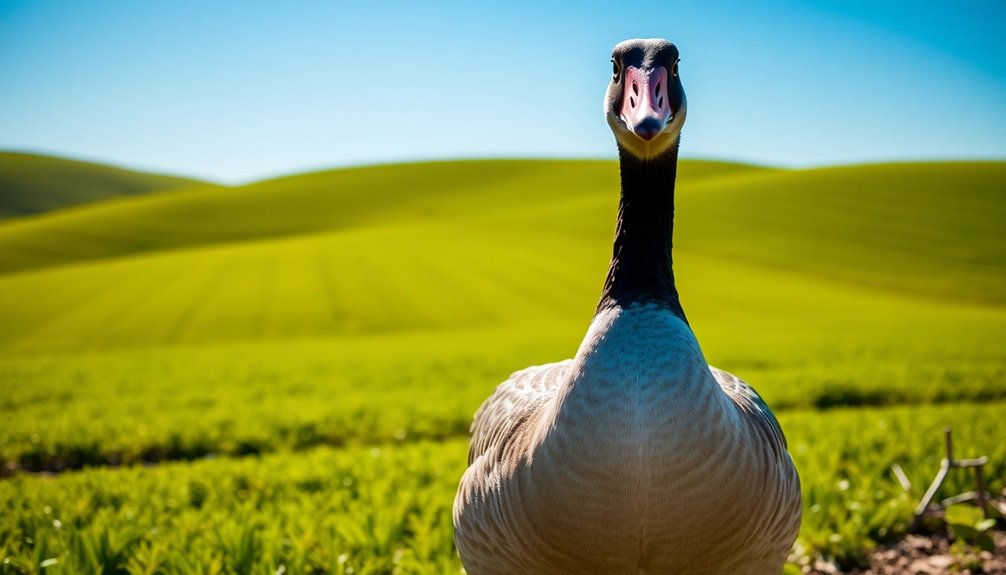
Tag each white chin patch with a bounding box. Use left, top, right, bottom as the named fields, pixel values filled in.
left=610, top=99, right=687, bottom=161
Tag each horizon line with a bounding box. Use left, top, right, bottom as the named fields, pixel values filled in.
left=4, top=146, right=1005, bottom=187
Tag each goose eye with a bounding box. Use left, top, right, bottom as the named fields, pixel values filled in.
left=612, top=60, right=619, bottom=82
left=671, top=60, right=679, bottom=77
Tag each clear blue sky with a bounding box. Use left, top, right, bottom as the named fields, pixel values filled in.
left=2, top=0, right=1005, bottom=183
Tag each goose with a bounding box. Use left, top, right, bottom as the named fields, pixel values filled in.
left=452, top=38, right=802, bottom=575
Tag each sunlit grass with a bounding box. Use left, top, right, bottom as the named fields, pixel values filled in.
left=1, top=404, right=1003, bottom=572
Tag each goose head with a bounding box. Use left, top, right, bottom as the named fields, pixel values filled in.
left=605, top=38, right=686, bottom=160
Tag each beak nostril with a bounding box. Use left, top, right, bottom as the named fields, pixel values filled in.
left=658, top=96, right=663, bottom=108
left=630, top=96, right=636, bottom=108
left=632, top=82, right=638, bottom=96
left=656, top=81, right=661, bottom=95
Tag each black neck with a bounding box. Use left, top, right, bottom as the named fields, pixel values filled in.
left=595, top=143, right=686, bottom=322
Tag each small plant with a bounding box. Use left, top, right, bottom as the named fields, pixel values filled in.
left=945, top=504, right=996, bottom=556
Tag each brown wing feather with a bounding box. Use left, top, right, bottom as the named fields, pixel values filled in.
left=468, top=360, right=573, bottom=465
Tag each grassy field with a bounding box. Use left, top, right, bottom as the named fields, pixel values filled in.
left=0, top=154, right=1004, bottom=572
left=1, top=405, right=1003, bottom=573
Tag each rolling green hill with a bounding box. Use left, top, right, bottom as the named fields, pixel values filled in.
left=0, top=151, right=213, bottom=219
left=0, top=156, right=1002, bottom=407
left=0, top=159, right=1002, bottom=307
left=678, top=162, right=1006, bottom=305
left=0, top=159, right=762, bottom=275
left=486, top=162, right=1006, bottom=305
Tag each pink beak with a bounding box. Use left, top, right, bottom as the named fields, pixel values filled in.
left=619, top=66, right=672, bottom=141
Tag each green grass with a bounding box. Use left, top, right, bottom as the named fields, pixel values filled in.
left=0, top=152, right=211, bottom=220
left=2, top=404, right=1003, bottom=573
left=1, top=439, right=463, bottom=575
left=1, top=307, right=1003, bottom=475
left=0, top=154, right=1004, bottom=572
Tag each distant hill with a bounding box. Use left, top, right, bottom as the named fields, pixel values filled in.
left=0, top=155, right=1002, bottom=357
left=0, top=152, right=213, bottom=219
left=0, top=158, right=766, bottom=275
left=0, top=157, right=1002, bottom=305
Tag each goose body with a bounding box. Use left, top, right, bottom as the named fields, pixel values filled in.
left=453, top=39, right=801, bottom=574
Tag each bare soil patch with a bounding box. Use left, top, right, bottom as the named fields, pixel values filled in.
left=804, top=531, right=1005, bottom=575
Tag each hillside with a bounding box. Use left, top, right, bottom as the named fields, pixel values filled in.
left=0, top=151, right=213, bottom=219
left=0, top=157, right=1002, bottom=411
left=0, top=159, right=1002, bottom=307
left=678, top=162, right=1006, bottom=305
left=488, top=161, right=1006, bottom=305
left=0, top=159, right=762, bottom=275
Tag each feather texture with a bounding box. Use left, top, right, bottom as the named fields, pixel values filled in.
left=454, top=305, right=801, bottom=574
left=467, top=360, right=573, bottom=466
